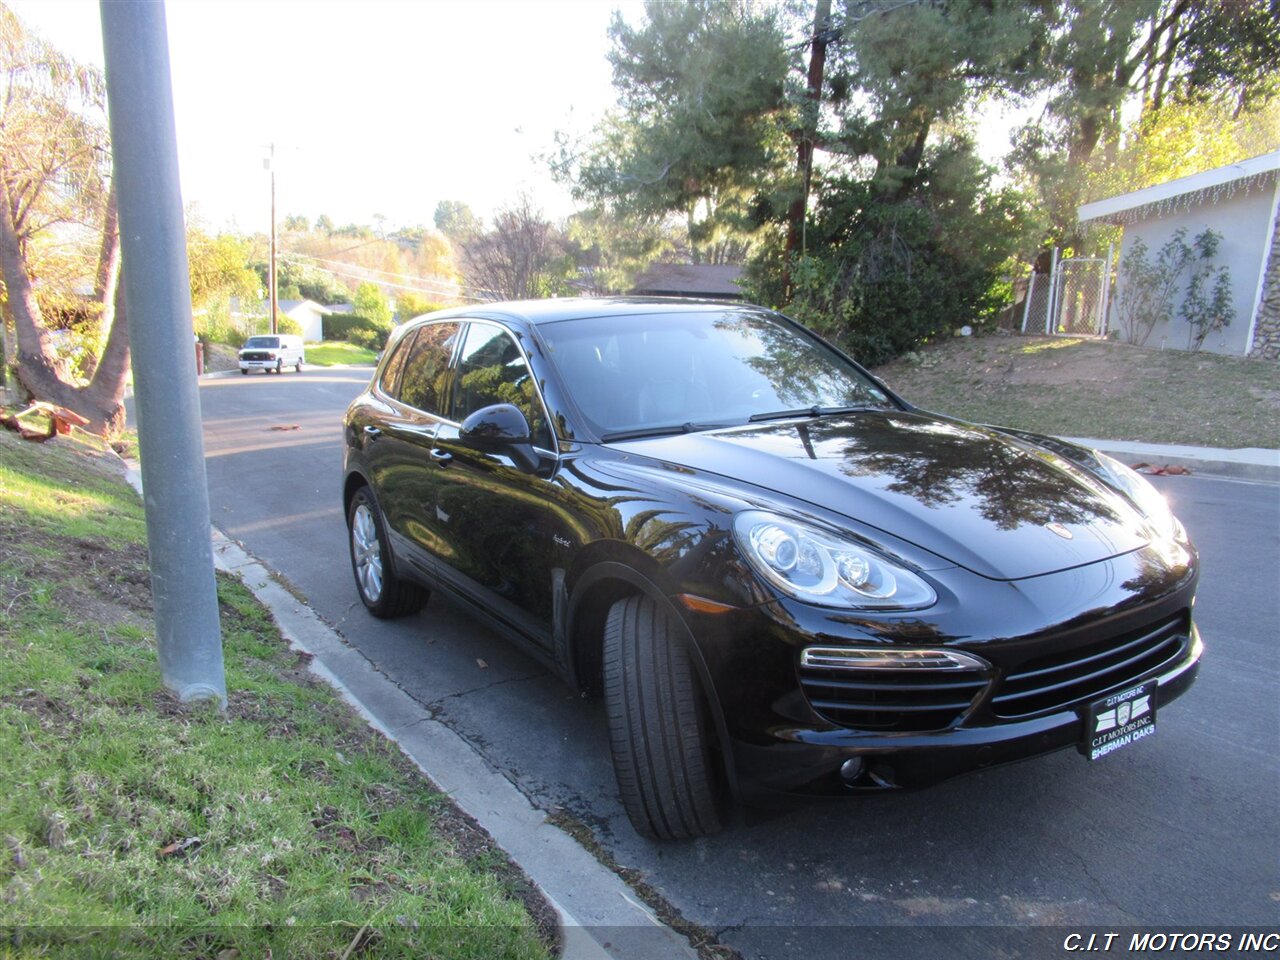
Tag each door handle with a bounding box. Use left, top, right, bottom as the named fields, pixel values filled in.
left=363, top=425, right=382, bottom=440
left=429, top=448, right=453, bottom=466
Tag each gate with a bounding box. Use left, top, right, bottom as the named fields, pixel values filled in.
left=1021, top=248, right=1113, bottom=337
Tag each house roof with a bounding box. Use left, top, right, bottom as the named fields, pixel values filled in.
left=277, top=299, right=323, bottom=314
left=630, top=263, right=744, bottom=298
left=1078, top=149, right=1280, bottom=225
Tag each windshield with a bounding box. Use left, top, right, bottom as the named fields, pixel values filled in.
left=538, top=309, right=893, bottom=439
left=244, top=337, right=280, bottom=349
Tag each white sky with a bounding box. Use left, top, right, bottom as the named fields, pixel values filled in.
left=10, top=0, right=641, bottom=234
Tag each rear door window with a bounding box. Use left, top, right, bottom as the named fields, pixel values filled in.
left=397, top=322, right=461, bottom=416
left=378, top=328, right=417, bottom=399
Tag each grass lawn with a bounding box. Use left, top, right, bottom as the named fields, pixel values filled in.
left=0, top=430, right=555, bottom=958
left=305, top=342, right=379, bottom=367
left=873, top=335, right=1280, bottom=449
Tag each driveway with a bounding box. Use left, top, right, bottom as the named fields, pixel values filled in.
left=196, top=369, right=1279, bottom=957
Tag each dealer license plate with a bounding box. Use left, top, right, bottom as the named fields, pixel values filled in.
left=1080, top=681, right=1157, bottom=760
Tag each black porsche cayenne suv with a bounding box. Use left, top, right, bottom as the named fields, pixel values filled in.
left=341, top=298, right=1202, bottom=840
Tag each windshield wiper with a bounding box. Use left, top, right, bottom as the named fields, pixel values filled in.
left=600, top=421, right=725, bottom=443
left=748, top=404, right=870, bottom=423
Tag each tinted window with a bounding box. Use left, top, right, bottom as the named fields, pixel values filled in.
left=398, top=321, right=461, bottom=415
left=538, top=310, right=891, bottom=436
left=378, top=328, right=417, bottom=398
left=451, top=323, right=553, bottom=449
left=244, top=336, right=280, bottom=349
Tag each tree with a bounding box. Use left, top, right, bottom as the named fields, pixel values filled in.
left=281, top=213, right=309, bottom=232
left=0, top=6, right=129, bottom=435
left=565, top=207, right=679, bottom=295
left=315, top=213, right=334, bottom=235
left=187, top=229, right=259, bottom=309
left=352, top=281, right=392, bottom=328
left=563, top=0, right=791, bottom=263
left=1012, top=0, right=1280, bottom=248
left=462, top=196, right=574, bottom=300
left=433, top=200, right=482, bottom=245
left=394, top=290, right=444, bottom=321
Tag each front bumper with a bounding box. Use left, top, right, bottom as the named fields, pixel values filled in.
left=731, top=627, right=1201, bottom=798
left=677, top=540, right=1202, bottom=801
left=239, top=359, right=279, bottom=371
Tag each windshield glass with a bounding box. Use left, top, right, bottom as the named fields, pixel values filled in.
left=538, top=309, right=892, bottom=438
left=244, top=337, right=280, bottom=349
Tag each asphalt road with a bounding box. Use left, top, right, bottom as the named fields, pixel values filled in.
left=196, top=369, right=1279, bottom=956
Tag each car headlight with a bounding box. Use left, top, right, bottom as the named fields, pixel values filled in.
left=732, top=510, right=936, bottom=609
left=1094, top=453, right=1184, bottom=542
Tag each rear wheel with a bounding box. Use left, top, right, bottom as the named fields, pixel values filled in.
left=295, top=359, right=304, bottom=373
left=603, top=595, right=723, bottom=840
left=347, top=487, right=428, bottom=618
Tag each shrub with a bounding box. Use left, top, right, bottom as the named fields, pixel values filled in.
left=322, top=312, right=391, bottom=349
left=277, top=315, right=302, bottom=336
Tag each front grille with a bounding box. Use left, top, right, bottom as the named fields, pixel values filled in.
left=241, top=351, right=272, bottom=361
left=992, top=614, right=1188, bottom=719
left=799, top=664, right=987, bottom=732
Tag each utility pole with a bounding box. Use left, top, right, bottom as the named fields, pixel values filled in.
left=100, top=0, right=226, bottom=706
left=266, top=144, right=278, bottom=335
left=782, top=0, right=833, bottom=299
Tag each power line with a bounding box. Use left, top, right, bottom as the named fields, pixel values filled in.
left=281, top=250, right=500, bottom=302
left=276, top=253, right=492, bottom=303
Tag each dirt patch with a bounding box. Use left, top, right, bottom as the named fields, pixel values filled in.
left=875, top=334, right=1280, bottom=448
left=201, top=342, right=241, bottom=373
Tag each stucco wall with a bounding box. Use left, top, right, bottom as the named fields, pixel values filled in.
left=286, top=305, right=324, bottom=343
left=1110, top=178, right=1276, bottom=355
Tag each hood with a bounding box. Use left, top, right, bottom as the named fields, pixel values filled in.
left=611, top=411, right=1147, bottom=581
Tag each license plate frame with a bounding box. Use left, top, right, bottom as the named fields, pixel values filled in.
left=1080, top=680, right=1157, bottom=761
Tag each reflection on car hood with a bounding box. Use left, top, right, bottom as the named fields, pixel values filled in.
left=611, top=410, right=1147, bottom=580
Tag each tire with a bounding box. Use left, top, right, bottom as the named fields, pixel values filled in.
left=347, top=486, right=428, bottom=618
left=603, top=595, right=723, bottom=840
left=240, top=368, right=248, bottom=375
left=295, top=360, right=304, bottom=373
left=275, top=360, right=283, bottom=374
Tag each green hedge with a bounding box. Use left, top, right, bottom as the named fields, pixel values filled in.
left=321, top=313, right=392, bottom=350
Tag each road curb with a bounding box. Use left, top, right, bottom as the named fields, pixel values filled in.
left=206, top=529, right=698, bottom=960
left=1063, top=437, right=1280, bottom=484
left=199, top=362, right=377, bottom=379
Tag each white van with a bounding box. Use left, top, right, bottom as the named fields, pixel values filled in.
left=238, top=335, right=305, bottom=374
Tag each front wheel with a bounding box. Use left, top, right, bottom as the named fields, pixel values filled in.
left=603, top=595, right=724, bottom=840
left=275, top=360, right=283, bottom=374
left=347, top=487, right=428, bottom=618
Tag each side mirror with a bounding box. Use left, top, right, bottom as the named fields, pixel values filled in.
left=459, top=403, right=539, bottom=472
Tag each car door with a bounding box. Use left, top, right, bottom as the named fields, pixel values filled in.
left=362, top=321, right=463, bottom=579
left=426, top=320, right=561, bottom=646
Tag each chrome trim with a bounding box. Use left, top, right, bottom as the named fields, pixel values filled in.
left=1155, top=625, right=1203, bottom=686
left=800, top=647, right=990, bottom=672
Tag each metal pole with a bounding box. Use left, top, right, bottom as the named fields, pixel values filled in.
left=268, top=144, right=278, bottom=335
left=1046, top=247, right=1060, bottom=334
left=1099, top=241, right=1114, bottom=337
left=100, top=0, right=226, bottom=706
left=1020, top=269, right=1036, bottom=333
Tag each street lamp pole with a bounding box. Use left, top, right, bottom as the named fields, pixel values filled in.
left=100, top=0, right=226, bottom=706
left=266, top=143, right=277, bottom=334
